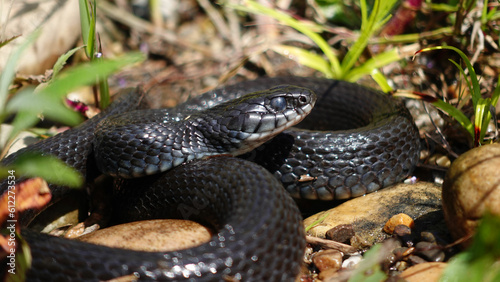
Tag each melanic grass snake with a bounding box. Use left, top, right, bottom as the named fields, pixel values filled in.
left=0, top=77, right=420, bottom=281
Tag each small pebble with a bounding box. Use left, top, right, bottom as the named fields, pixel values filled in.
left=394, top=260, right=409, bottom=272
left=325, top=224, right=355, bottom=243
left=420, top=231, right=437, bottom=243
left=393, top=225, right=411, bottom=237
left=408, top=254, right=427, bottom=265
left=393, top=224, right=413, bottom=247
left=342, top=253, right=362, bottom=269
left=428, top=154, right=451, bottom=167
left=384, top=213, right=414, bottom=234
left=312, top=249, right=343, bottom=272
left=303, top=245, right=314, bottom=264
left=350, top=234, right=371, bottom=249
left=415, top=241, right=445, bottom=262
left=393, top=247, right=409, bottom=259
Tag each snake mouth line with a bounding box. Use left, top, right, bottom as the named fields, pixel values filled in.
left=171, top=102, right=315, bottom=168
left=167, top=102, right=315, bottom=168
left=233, top=103, right=314, bottom=155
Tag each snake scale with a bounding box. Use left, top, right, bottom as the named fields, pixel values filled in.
left=0, top=77, right=420, bottom=281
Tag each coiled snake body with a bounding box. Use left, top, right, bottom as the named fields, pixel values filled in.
left=1, top=77, right=420, bottom=281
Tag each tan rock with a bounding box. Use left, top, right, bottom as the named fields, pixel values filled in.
left=442, top=144, right=500, bottom=247
left=304, top=182, right=442, bottom=245
left=78, top=219, right=212, bottom=252
left=399, top=262, right=447, bottom=282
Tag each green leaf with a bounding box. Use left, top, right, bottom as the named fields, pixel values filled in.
left=12, top=152, right=83, bottom=187
left=370, top=69, right=393, bottom=92
left=447, top=59, right=473, bottom=104
left=271, top=45, right=335, bottom=78
left=428, top=3, right=460, bottom=12
left=0, top=34, right=20, bottom=49
left=418, top=46, right=480, bottom=107
left=52, top=46, right=85, bottom=79
left=7, top=109, right=40, bottom=144
left=440, top=214, right=500, bottom=282
left=41, top=52, right=145, bottom=98
left=6, top=88, right=82, bottom=127
left=0, top=31, right=40, bottom=114
left=341, top=0, right=398, bottom=78
left=432, top=99, right=474, bottom=137
left=6, top=53, right=145, bottom=129
left=348, top=244, right=387, bottom=282
left=415, top=46, right=491, bottom=145
left=345, top=48, right=402, bottom=82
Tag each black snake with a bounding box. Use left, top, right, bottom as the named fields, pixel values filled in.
left=0, top=77, right=420, bottom=281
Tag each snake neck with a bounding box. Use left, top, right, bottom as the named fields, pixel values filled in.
left=94, top=86, right=316, bottom=179
left=186, top=117, right=270, bottom=158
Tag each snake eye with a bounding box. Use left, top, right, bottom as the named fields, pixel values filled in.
left=270, top=96, right=287, bottom=112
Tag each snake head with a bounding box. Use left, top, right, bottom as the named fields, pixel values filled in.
left=196, top=85, right=317, bottom=155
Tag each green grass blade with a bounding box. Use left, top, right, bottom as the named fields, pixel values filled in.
left=0, top=35, right=20, bottom=49
left=348, top=244, right=388, bottom=282
left=98, top=61, right=111, bottom=109
left=476, top=97, right=496, bottom=144
left=86, top=1, right=97, bottom=60
left=227, top=0, right=342, bottom=77
left=271, top=45, right=335, bottom=78
left=345, top=48, right=402, bottom=82
left=341, top=0, right=397, bottom=77
left=492, top=75, right=500, bottom=109
left=370, top=69, right=393, bottom=92
left=3, top=232, right=30, bottom=282
left=79, top=0, right=92, bottom=58
left=360, top=0, right=368, bottom=30
left=433, top=99, right=474, bottom=137
left=418, top=46, right=481, bottom=107
left=428, top=2, right=459, bottom=12
left=79, top=0, right=97, bottom=60
left=305, top=212, right=330, bottom=232
left=11, top=152, right=83, bottom=187
left=447, top=59, right=473, bottom=102
left=415, top=46, right=489, bottom=144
